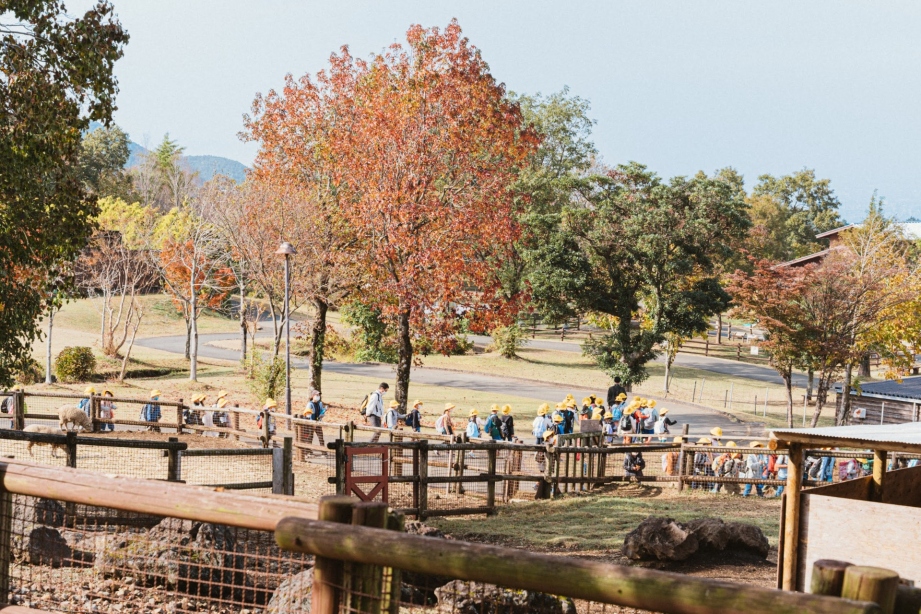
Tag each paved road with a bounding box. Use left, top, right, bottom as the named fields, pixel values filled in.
left=468, top=335, right=809, bottom=388
left=136, top=333, right=767, bottom=437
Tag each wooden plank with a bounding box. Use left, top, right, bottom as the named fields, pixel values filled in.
left=0, top=459, right=317, bottom=531
left=180, top=448, right=273, bottom=457
left=880, top=465, right=921, bottom=507
left=782, top=443, right=803, bottom=591
left=311, top=497, right=355, bottom=614
left=275, top=516, right=880, bottom=614
left=805, top=476, right=873, bottom=501
left=799, top=493, right=921, bottom=592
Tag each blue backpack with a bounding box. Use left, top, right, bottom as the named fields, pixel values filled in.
left=610, top=402, right=625, bottom=422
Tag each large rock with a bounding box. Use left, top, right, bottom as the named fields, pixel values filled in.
left=266, top=568, right=313, bottom=613
left=34, top=498, right=65, bottom=528
left=685, top=518, right=730, bottom=551
left=405, top=521, right=447, bottom=539
left=725, top=522, right=770, bottom=558
left=435, top=580, right=576, bottom=614
left=622, top=517, right=698, bottom=561
left=95, top=518, right=257, bottom=600
left=27, top=527, right=72, bottom=567
left=623, top=517, right=770, bottom=562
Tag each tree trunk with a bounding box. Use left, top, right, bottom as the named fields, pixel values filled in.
left=717, top=314, right=723, bottom=345
left=239, top=284, right=247, bottom=362
left=858, top=354, right=871, bottom=378
left=119, top=310, right=142, bottom=382
left=309, top=298, right=328, bottom=393
left=189, top=275, right=198, bottom=382
left=807, top=369, right=814, bottom=403
left=394, top=308, right=412, bottom=411
left=99, top=300, right=106, bottom=354
left=810, top=375, right=830, bottom=428
left=184, top=317, right=191, bottom=361
left=45, top=309, right=55, bottom=384
left=784, top=369, right=794, bottom=428
left=839, top=363, right=854, bottom=426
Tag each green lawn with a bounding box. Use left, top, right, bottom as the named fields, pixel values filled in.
left=429, top=485, right=782, bottom=553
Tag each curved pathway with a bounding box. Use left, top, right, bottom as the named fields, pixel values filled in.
left=136, top=333, right=766, bottom=437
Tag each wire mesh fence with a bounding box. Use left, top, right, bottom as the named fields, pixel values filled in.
left=1, top=492, right=312, bottom=612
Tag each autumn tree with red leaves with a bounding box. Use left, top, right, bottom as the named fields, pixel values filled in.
left=336, top=22, right=536, bottom=408
left=247, top=20, right=537, bottom=406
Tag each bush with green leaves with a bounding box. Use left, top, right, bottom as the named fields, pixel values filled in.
left=489, top=324, right=526, bottom=359
left=341, top=302, right=399, bottom=363
left=15, top=357, right=44, bottom=385
left=243, top=350, right=285, bottom=402
left=54, top=347, right=96, bottom=383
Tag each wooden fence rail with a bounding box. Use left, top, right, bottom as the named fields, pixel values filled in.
left=277, top=496, right=880, bottom=614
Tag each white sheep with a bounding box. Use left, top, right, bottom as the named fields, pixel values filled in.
left=23, top=424, right=65, bottom=457
left=58, top=404, right=93, bottom=432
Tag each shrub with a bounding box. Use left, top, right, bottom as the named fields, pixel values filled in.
left=342, top=302, right=398, bottom=363
left=488, top=324, right=526, bottom=359
left=243, top=350, right=285, bottom=402
left=54, top=347, right=96, bottom=383
left=15, top=357, right=44, bottom=385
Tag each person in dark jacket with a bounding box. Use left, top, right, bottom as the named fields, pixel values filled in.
left=499, top=404, right=515, bottom=440
left=606, top=377, right=626, bottom=408
left=624, top=451, right=646, bottom=481
left=406, top=400, right=423, bottom=433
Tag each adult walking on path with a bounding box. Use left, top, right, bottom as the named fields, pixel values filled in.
left=365, top=382, right=388, bottom=443
left=606, top=377, right=626, bottom=408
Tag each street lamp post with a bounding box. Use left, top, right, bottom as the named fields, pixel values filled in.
left=276, top=242, right=297, bottom=416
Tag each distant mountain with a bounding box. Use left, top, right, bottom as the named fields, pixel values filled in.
left=125, top=140, right=248, bottom=182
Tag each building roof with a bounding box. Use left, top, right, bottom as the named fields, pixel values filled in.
left=771, top=423, right=921, bottom=453
left=815, top=224, right=857, bottom=239
left=773, top=248, right=830, bottom=269
left=835, top=376, right=921, bottom=402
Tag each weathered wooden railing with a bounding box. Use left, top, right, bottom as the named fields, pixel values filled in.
left=275, top=495, right=881, bottom=614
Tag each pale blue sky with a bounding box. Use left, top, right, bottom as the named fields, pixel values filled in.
left=103, top=1, right=921, bottom=221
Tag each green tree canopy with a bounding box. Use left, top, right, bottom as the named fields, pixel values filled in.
left=750, top=168, right=845, bottom=260
left=0, top=0, right=128, bottom=386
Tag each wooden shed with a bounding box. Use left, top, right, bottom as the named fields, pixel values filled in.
left=771, top=423, right=921, bottom=593
left=835, top=376, right=921, bottom=425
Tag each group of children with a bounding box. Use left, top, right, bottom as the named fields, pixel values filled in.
left=186, top=391, right=231, bottom=437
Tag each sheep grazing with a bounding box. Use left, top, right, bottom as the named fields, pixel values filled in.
left=23, top=424, right=65, bottom=457
left=58, top=404, right=93, bottom=432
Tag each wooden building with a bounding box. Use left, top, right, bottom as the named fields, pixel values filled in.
left=771, top=423, right=921, bottom=592
left=835, top=376, right=921, bottom=425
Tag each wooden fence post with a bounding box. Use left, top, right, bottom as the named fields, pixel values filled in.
left=810, top=559, right=853, bottom=597
left=346, top=502, right=389, bottom=614
left=385, top=511, right=406, bottom=614
left=841, top=566, right=899, bottom=614
left=233, top=405, right=241, bottom=441
left=456, top=443, right=466, bottom=495
left=13, top=390, right=24, bottom=430
left=486, top=446, right=497, bottom=514
left=872, top=449, right=887, bottom=503
left=261, top=410, right=271, bottom=448
left=312, top=496, right=356, bottom=614
left=176, top=399, right=184, bottom=435
left=272, top=437, right=294, bottom=495
left=418, top=440, right=429, bottom=520
left=0, top=486, right=12, bottom=601
left=167, top=437, right=181, bottom=482
left=346, top=420, right=355, bottom=443
left=781, top=442, right=803, bottom=591
left=677, top=444, right=687, bottom=492
left=65, top=431, right=77, bottom=468
left=333, top=439, right=346, bottom=495
left=90, top=393, right=99, bottom=432
left=283, top=436, right=294, bottom=495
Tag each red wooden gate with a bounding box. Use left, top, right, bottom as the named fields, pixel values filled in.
left=344, top=446, right=389, bottom=503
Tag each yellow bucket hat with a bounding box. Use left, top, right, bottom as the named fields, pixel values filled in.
left=750, top=441, right=763, bottom=448
left=552, top=414, right=563, bottom=423
left=264, top=398, right=278, bottom=409
left=149, top=389, right=161, bottom=398
left=412, top=400, right=423, bottom=408
left=697, top=437, right=711, bottom=445
left=710, top=427, right=723, bottom=437
left=217, top=398, right=228, bottom=408
left=543, top=430, right=555, bottom=440
left=84, top=386, right=96, bottom=395
left=673, top=436, right=684, bottom=444
left=537, top=403, right=550, bottom=416
left=389, top=400, right=399, bottom=409
left=502, top=404, right=512, bottom=415
left=616, top=393, right=627, bottom=401
left=469, top=409, right=479, bottom=417
left=444, top=403, right=455, bottom=411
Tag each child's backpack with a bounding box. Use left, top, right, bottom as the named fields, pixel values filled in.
left=619, top=414, right=633, bottom=432
left=610, top=404, right=624, bottom=422
left=767, top=454, right=778, bottom=474
left=358, top=394, right=370, bottom=416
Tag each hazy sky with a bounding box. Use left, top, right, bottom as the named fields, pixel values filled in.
left=102, top=1, right=921, bottom=222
